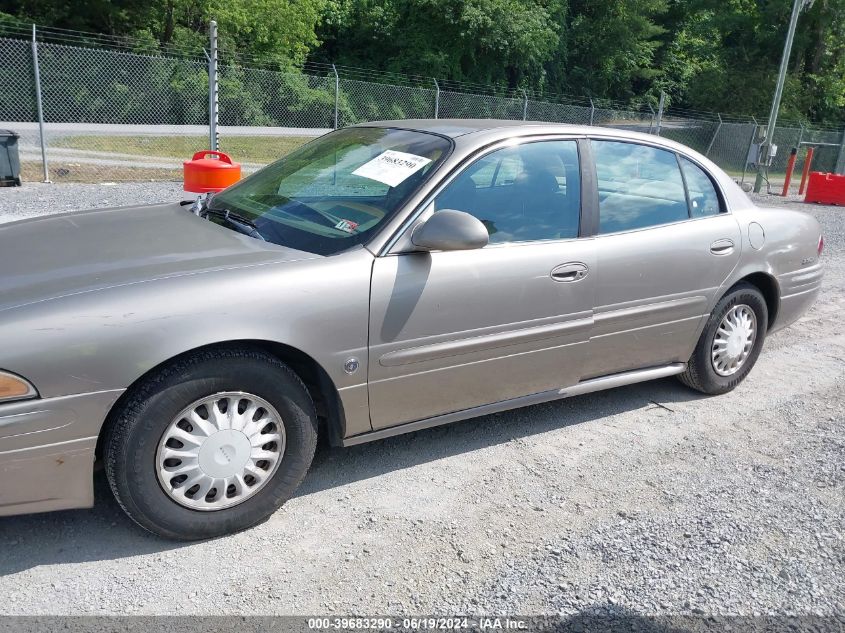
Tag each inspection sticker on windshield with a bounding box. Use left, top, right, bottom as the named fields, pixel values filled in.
left=334, top=219, right=359, bottom=233
left=352, top=150, right=432, bottom=187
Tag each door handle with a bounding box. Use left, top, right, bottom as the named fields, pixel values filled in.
left=551, top=262, right=589, bottom=282
left=710, top=238, right=735, bottom=255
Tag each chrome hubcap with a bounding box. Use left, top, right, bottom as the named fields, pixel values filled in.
left=155, top=392, right=285, bottom=511
left=711, top=304, right=757, bottom=377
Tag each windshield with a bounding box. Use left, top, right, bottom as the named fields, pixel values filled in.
left=207, top=127, right=452, bottom=255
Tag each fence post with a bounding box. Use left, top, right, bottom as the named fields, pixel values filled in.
left=589, top=98, right=595, bottom=126
left=433, top=78, right=440, bottom=119
left=655, top=92, right=666, bottom=137
left=208, top=20, right=218, bottom=151
left=835, top=127, right=845, bottom=175
left=522, top=90, right=528, bottom=121
left=705, top=113, right=722, bottom=157
left=740, top=119, right=758, bottom=186
left=30, top=24, right=49, bottom=183
left=332, top=64, right=340, bottom=129
left=647, top=104, right=655, bottom=133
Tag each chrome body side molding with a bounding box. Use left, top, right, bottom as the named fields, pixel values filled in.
left=342, top=363, right=686, bottom=446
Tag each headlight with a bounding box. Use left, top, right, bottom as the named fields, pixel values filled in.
left=0, top=370, right=38, bottom=403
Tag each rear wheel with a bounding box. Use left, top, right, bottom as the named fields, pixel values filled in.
left=679, top=282, right=768, bottom=395
left=104, top=347, right=317, bottom=540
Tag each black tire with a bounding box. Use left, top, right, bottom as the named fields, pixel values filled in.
left=679, top=282, right=768, bottom=395
left=104, top=346, right=317, bottom=540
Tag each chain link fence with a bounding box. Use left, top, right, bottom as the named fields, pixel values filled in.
left=0, top=36, right=40, bottom=177
left=33, top=41, right=210, bottom=181
left=1, top=23, right=843, bottom=189
left=526, top=100, right=593, bottom=125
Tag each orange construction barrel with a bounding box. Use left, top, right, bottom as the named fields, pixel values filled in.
left=183, top=150, right=241, bottom=193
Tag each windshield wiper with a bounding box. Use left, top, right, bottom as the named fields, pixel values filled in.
left=203, top=207, right=266, bottom=241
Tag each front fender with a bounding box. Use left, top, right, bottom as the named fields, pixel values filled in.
left=0, top=249, right=374, bottom=405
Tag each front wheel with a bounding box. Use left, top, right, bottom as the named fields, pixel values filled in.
left=104, top=347, right=317, bottom=540
left=679, top=282, right=768, bottom=395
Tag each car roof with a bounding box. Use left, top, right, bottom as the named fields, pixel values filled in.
left=353, top=119, right=577, bottom=138
left=353, top=118, right=670, bottom=146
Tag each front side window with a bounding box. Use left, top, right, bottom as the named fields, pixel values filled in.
left=433, top=140, right=581, bottom=243
left=208, top=127, right=451, bottom=255
left=593, top=140, right=689, bottom=234
left=680, top=157, right=722, bottom=217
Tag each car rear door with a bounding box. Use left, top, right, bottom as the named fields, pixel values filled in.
left=367, top=137, right=596, bottom=430
left=582, top=138, right=742, bottom=379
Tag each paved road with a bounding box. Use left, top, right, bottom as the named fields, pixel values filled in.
left=1, top=122, right=330, bottom=137
left=15, top=147, right=268, bottom=173
left=2, top=122, right=323, bottom=176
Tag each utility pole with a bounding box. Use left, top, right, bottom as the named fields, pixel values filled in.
left=753, top=0, right=810, bottom=193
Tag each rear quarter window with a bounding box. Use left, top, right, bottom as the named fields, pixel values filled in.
left=680, top=157, right=722, bottom=217
left=593, top=140, right=689, bottom=234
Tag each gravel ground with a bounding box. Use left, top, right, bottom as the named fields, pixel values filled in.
left=0, top=181, right=186, bottom=223
left=0, top=182, right=843, bottom=620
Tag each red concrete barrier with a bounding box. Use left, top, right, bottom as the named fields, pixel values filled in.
left=805, top=171, right=845, bottom=206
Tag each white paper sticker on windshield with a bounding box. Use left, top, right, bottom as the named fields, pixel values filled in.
left=352, top=150, right=432, bottom=187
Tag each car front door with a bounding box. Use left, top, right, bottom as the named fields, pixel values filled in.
left=582, top=139, right=742, bottom=379
left=367, top=138, right=596, bottom=430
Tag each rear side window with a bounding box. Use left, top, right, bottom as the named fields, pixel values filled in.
left=593, top=140, right=689, bottom=234
left=680, top=157, right=722, bottom=217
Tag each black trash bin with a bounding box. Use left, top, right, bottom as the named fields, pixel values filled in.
left=0, top=130, right=22, bottom=186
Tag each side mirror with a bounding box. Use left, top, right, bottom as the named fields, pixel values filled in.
left=410, top=209, right=489, bottom=252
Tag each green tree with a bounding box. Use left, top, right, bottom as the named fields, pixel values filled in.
left=791, top=0, right=845, bottom=122
left=3, top=0, right=844, bottom=124
left=2, top=0, right=326, bottom=66
left=549, top=0, right=668, bottom=101
left=656, top=0, right=845, bottom=123
left=210, top=0, right=326, bottom=66
left=316, top=0, right=563, bottom=89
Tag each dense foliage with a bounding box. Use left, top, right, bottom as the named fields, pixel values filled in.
left=2, top=0, right=843, bottom=124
